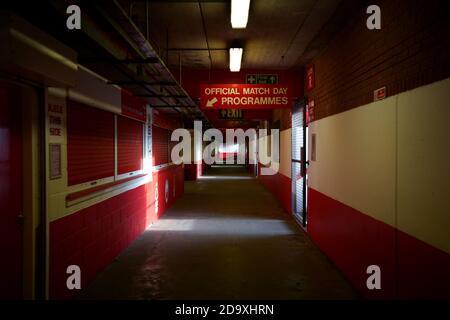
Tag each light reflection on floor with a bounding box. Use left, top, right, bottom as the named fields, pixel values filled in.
left=147, top=218, right=295, bottom=236
left=198, top=175, right=253, bottom=180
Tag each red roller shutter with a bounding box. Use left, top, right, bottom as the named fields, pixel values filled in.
left=67, top=100, right=115, bottom=186
left=117, top=115, right=143, bottom=174
left=152, top=125, right=169, bottom=166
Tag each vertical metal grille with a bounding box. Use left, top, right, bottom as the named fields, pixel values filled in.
left=67, top=100, right=115, bottom=185
left=292, top=112, right=303, bottom=161
left=292, top=100, right=306, bottom=226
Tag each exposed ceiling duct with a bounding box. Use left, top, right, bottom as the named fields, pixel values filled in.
left=12, top=0, right=210, bottom=126
left=86, top=0, right=210, bottom=125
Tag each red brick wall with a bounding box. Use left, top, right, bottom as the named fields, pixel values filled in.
left=306, top=0, right=450, bottom=121
left=49, top=165, right=184, bottom=299
left=258, top=165, right=292, bottom=215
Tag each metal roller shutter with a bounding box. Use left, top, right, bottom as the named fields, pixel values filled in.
left=67, top=100, right=115, bottom=186
left=117, top=115, right=143, bottom=174
left=152, top=125, right=169, bottom=166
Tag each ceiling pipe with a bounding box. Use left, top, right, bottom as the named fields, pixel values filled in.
left=36, top=0, right=185, bottom=116
left=48, top=0, right=208, bottom=121
left=145, top=0, right=149, bottom=40
left=198, top=1, right=212, bottom=80
left=166, top=27, right=169, bottom=65
left=179, top=52, right=182, bottom=86
left=167, top=48, right=227, bottom=52
left=90, top=1, right=203, bottom=120
left=109, top=0, right=209, bottom=122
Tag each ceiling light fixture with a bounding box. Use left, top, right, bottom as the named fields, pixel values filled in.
left=229, top=47, right=243, bottom=72
left=231, top=0, right=250, bottom=29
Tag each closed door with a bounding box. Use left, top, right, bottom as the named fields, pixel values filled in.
left=0, top=82, right=23, bottom=299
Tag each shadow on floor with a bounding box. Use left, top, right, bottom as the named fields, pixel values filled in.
left=79, top=166, right=358, bottom=300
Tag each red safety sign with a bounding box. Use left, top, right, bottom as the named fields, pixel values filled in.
left=200, top=84, right=292, bottom=109
left=306, top=64, right=315, bottom=91
left=373, top=86, right=386, bottom=101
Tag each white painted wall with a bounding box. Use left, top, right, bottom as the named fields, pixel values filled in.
left=397, top=78, right=450, bottom=253
left=257, top=128, right=291, bottom=178
left=308, top=77, right=450, bottom=254
left=279, top=129, right=291, bottom=178
left=45, top=68, right=148, bottom=223
left=308, top=95, right=397, bottom=226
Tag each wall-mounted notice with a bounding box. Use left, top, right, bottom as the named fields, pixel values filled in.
left=48, top=103, right=63, bottom=137
left=306, top=64, right=315, bottom=91
left=200, top=84, right=292, bottom=109
left=311, top=134, right=317, bottom=162
left=373, top=86, right=386, bottom=101
left=49, top=143, right=62, bottom=179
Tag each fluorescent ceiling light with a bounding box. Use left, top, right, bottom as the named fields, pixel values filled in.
left=229, top=48, right=243, bottom=72
left=231, top=0, right=250, bottom=29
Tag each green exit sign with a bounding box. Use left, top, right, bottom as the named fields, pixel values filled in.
left=246, top=74, right=278, bottom=84
left=219, top=109, right=244, bottom=120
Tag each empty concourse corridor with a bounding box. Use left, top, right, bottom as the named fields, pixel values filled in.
left=80, top=166, right=357, bottom=300
left=2, top=0, right=450, bottom=308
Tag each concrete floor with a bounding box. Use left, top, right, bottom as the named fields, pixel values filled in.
left=80, top=166, right=358, bottom=300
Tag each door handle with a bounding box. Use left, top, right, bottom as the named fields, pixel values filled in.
left=300, top=147, right=306, bottom=177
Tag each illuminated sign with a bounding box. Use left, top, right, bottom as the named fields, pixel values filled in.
left=200, top=84, right=292, bottom=109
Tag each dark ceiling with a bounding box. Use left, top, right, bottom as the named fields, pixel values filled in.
left=121, top=0, right=342, bottom=70
left=4, top=0, right=357, bottom=129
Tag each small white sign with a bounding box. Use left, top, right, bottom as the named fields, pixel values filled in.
left=373, top=86, right=386, bottom=101
left=49, top=143, right=62, bottom=180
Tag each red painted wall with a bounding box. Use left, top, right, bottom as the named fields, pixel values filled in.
left=184, top=161, right=205, bottom=180
left=308, top=187, right=450, bottom=299
left=257, top=165, right=291, bottom=215
left=67, top=101, right=115, bottom=186
left=397, top=229, right=450, bottom=299
left=184, top=164, right=197, bottom=181
left=49, top=165, right=184, bottom=299
left=308, top=187, right=396, bottom=299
